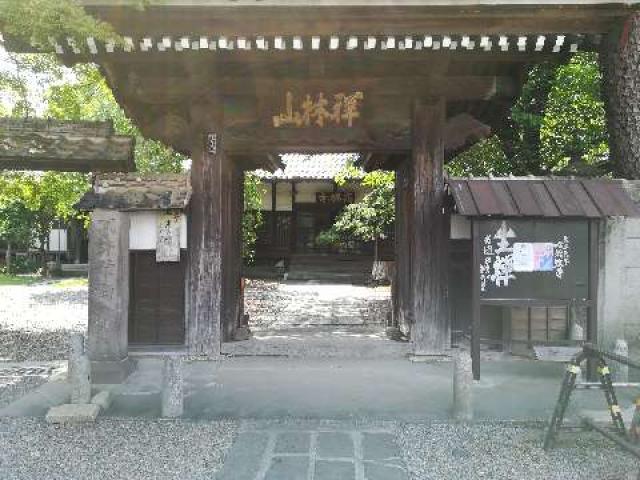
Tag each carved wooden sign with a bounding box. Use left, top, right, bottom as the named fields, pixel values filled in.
left=156, top=211, right=181, bottom=263
left=316, top=191, right=356, bottom=204
left=272, top=91, right=364, bottom=128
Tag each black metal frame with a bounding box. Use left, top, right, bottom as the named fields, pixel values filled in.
left=543, top=344, right=640, bottom=450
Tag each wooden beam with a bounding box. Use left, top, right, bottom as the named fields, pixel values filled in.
left=82, top=4, right=632, bottom=37
left=224, top=126, right=410, bottom=154
left=82, top=49, right=574, bottom=75
left=410, top=97, right=449, bottom=355
left=117, top=74, right=518, bottom=103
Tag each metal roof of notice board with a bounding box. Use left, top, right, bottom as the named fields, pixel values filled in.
left=448, top=177, right=640, bottom=218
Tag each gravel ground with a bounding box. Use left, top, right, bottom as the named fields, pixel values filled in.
left=396, top=422, right=639, bottom=480
left=0, top=376, right=46, bottom=409
left=0, top=417, right=238, bottom=480
left=0, top=284, right=87, bottom=361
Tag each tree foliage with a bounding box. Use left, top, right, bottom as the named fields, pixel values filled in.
left=0, top=199, right=34, bottom=249
left=449, top=53, right=609, bottom=177
left=540, top=53, right=608, bottom=175
left=0, top=0, right=121, bottom=53
left=242, top=172, right=265, bottom=263
left=317, top=165, right=395, bottom=260
left=47, top=65, right=186, bottom=173
left=0, top=171, right=89, bottom=271
left=446, top=136, right=511, bottom=177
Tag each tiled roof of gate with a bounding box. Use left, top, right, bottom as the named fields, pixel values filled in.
left=76, top=173, right=191, bottom=211
left=449, top=177, right=640, bottom=218
left=0, top=118, right=135, bottom=173
left=256, top=153, right=360, bottom=181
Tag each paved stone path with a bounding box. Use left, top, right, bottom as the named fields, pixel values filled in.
left=245, top=280, right=391, bottom=329
left=216, top=423, right=408, bottom=480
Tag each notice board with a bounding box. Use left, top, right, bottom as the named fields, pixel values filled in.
left=476, top=219, right=589, bottom=300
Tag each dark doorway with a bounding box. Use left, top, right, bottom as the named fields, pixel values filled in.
left=129, top=251, right=186, bottom=345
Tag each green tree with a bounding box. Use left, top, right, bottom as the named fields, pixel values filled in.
left=540, top=53, right=608, bottom=175
left=318, top=165, right=395, bottom=264
left=500, top=61, right=561, bottom=175
left=0, top=199, right=35, bottom=272
left=242, top=172, right=265, bottom=263
left=446, top=136, right=511, bottom=177
left=46, top=65, right=186, bottom=173
left=0, top=0, right=120, bottom=53
left=449, top=54, right=609, bottom=177
left=0, top=171, right=89, bottom=273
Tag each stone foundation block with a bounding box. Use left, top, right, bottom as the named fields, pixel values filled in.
left=453, top=349, right=473, bottom=422
left=162, top=355, right=183, bottom=418
left=45, top=404, right=100, bottom=425
left=91, top=358, right=134, bottom=384
left=91, top=390, right=112, bottom=411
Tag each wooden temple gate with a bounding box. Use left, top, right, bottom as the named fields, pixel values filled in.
left=8, top=1, right=639, bottom=381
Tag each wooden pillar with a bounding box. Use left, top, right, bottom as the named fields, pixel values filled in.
left=410, top=97, right=449, bottom=355
left=220, top=161, right=237, bottom=342
left=393, top=156, right=413, bottom=336
left=601, top=13, right=640, bottom=179
left=187, top=100, right=227, bottom=356
left=221, top=164, right=245, bottom=340
left=271, top=180, right=277, bottom=246
left=471, top=219, right=481, bottom=380
left=290, top=182, right=297, bottom=253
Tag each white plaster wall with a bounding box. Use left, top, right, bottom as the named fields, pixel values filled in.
left=295, top=182, right=335, bottom=203
left=129, top=211, right=187, bottom=250
left=598, top=217, right=640, bottom=349
left=275, top=182, right=293, bottom=211
left=48, top=229, right=68, bottom=252
left=259, top=180, right=369, bottom=211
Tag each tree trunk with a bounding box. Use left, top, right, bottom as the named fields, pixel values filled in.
left=373, top=237, right=379, bottom=263
left=371, top=237, right=384, bottom=283
left=40, top=235, right=48, bottom=276
left=601, top=13, right=640, bottom=179
left=5, top=242, right=11, bottom=273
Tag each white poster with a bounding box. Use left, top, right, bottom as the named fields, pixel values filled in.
left=156, top=212, right=181, bottom=263
left=513, top=242, right=555, bottom=272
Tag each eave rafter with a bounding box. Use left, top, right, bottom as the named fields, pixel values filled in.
left=51, top=33, right=599, bottom=59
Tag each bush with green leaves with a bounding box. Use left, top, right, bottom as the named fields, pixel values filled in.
left=242, top=172, right=266, bottom=263
left=318, top=166, right=395, bottom=261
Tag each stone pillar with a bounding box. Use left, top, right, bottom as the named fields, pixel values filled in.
left=601, top=13, right=640, bottom=179
left=612, top=339, right=629, bottom=383
left=410, top=98, right=450, bottom=355
left=69, top=333, right=91, bottom=404
left=161, top=355, right=184, bottom=418
left=88, top=209, right=132, bottom=383
left=452, top=349, right=473, bottom=422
